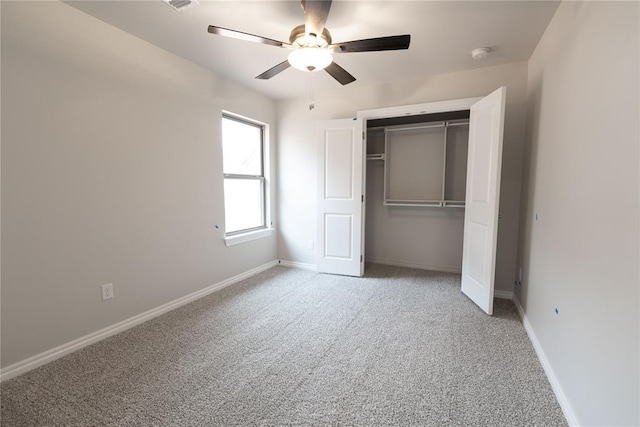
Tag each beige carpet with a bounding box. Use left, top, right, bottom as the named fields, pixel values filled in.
left=1, top=264, right=566, bottom=426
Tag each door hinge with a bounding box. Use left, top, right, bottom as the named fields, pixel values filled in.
left=360, top=255, right=363, bottom=262
left=361, top=194, right=364, bottom=202
left=362, top=131, right=365, bottom=140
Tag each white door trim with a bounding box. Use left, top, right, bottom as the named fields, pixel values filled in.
left=357, top=97, right=482, bottom=121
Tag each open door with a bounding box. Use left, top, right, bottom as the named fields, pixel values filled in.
left=317, top=118, right=364, bottom=277
left=461, top=86, right=507, bottom=315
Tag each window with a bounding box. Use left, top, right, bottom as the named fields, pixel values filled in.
left=222, top=114, right=267, bottom=237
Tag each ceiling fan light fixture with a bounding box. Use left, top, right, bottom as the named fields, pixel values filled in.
left=288, top=48, right=333, bottom=72
left=208, top=1, right=410, bottom=85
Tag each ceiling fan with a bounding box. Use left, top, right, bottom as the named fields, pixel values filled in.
left=207, top=0, right=411, bottom=85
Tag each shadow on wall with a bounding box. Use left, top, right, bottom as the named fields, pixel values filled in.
left=516, top=74, right=545, bottom=308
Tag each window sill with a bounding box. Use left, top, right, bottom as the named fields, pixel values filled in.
left=224, top=228, right=274, bottom=247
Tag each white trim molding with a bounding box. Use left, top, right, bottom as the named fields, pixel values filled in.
left=358, top=97, right=483, bottom=121
left=278, top=260, right=318, bottom=271
left=493, top=290, right=513, bottom=300
left=224, top=228, right=274, bottom=247
left=512, top=295, right=580, bottom=427
left=0, top=260, right=279, bottom=382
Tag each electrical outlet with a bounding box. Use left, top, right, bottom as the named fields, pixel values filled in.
left=101, top=283, right=114, bottom=301
left=308, top=240, right=314, bottom=250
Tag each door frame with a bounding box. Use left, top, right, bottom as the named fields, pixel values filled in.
left=357, top=97, right=482, bottom=272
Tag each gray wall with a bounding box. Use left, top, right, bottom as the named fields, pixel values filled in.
left=517, top=1, right=639, bottom=425
left=277, top=61, right=528, bottom=293
left=1, top=1, right=277, bottom=368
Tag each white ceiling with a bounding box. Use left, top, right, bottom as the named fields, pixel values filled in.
left=66, top=1, right=560, bottom=100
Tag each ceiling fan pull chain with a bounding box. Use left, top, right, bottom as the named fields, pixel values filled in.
left=309, top=73, right=315, bottom=111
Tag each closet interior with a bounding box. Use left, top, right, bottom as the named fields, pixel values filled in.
left=364, top=110, right=471, bottom=272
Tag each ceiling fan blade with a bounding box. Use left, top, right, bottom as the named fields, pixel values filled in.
left=255, top=60, right=291, bottom=80
left=325, top=61, right=356, bottom=85
left=302, top=0, right=332, bottom=37
left=208, top=26, right=290, bottom=48
left=331, top=35, right=411, bottom=53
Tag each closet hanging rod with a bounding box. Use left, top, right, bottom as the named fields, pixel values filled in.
left=447, top=121, right=470, bottom=127
left=384, top=202, right=443, bottom=207
left=379, top=120, right=469, bottom=133
left=385, top=123, right=445, bottom=133
left=385, top=198, right=444, bottom=203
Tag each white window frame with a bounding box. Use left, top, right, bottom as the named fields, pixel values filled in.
left=222, top=113, right=272, bottom=246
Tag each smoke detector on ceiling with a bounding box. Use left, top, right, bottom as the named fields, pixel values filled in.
left=162, top=0, right=198, bottom=11
left=471, top=47, right=491, bottom=59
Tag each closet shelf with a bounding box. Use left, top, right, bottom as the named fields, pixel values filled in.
left=377, top=118, right=469, bottom=209
left=382, top=200, right=465, bottom=209
left=384, top=199, right=443, bottom=207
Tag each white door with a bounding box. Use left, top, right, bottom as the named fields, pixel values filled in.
left=461, top=86, right=507, bottom=315
left=317, top=118, right=364, bottom=276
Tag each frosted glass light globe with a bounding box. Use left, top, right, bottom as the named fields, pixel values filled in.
left=288, top=48, right=333, bottom=72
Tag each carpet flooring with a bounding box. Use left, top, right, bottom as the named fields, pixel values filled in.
left=1, top=264, right=566, bottom=426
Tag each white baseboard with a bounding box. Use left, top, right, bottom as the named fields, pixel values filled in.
left=278, top=260, right=317, bottom=271
left=493, top=290, right=514, bottom=300
left=512, top=296, right=579, bottom=427
left=365, top=257, right=462, bottom=274
left=0, top=260, right=279, bottom=382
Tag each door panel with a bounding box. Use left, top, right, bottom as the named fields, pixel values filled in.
left=469, top=109, right=494, bottom=203
left=324, top=130, right=354, bottom=199
left=324, top=214, right=353, bottom=259
left=461, top=86, right=507, bottom=314
left=317, top=119, right=364, bottom=276
left=466, top=221, right=488, bottom=284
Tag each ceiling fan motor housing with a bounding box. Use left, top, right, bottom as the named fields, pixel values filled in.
left=289, top=24, right=332, bottom=47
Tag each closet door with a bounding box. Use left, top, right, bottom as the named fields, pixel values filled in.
left=461, top=86, right=507, bottom=315
left=317, top=118, right=365, bottom=277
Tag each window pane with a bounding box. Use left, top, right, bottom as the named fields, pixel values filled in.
left=224, top=178, right=264, bottom=233
left=222, top=118, right=262, bottom=175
